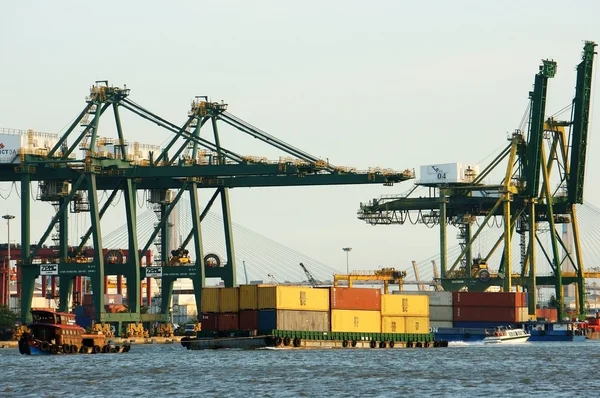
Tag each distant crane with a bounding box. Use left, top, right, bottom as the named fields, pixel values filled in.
left=242, top=260, right=249, bottom=284
left=412, top=261, right=425, bottom=292
left=299, top=262, right=321, bottom=287
left=432, top=260, right=443, bottom=292
left=267, top=273, right=279, bottom=285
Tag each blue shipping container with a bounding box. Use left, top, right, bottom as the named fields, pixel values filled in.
left=258, top=309, right=277, bottom=331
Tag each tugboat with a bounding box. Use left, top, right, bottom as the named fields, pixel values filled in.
left=18, top=308, right=131, bottom=355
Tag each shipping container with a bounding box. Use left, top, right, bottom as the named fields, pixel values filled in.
left=381, top=294, right=429, bottom=317
left=239, top=309, right=259, bottom=330
left=239, top=285, right=258, bottom=310
left=453, top=292, right=525, bottom=308
left=217, top=313, right=239, bottom=331
left=258, top=286, right=329, bottom=311
left=329, top=287, right=381, bottom=311
left=429, top=321, right=453, bottom=329
left=453, top=306, right=524, bottom=323
left=536, top=308, right=558, bottom=322
left=429, top=305, right=453, bottom=322
left=220, top=287, right=239, bottom=313
left=520, top=307, right=529, bottom=322
left=405, top=317, right=430, bottom=334
left=331, top=310, right=381, bottom=333
left=200, top=313, right=219, bottom=331
left=201, top=288, right=220, bottom=313
left=515, top=292, right=527, bottom=308
left=381, top=316, right=406, bottom=333
left=258, top=309, right=329, bottom=331
left=394, top=291, right=453, bottom=307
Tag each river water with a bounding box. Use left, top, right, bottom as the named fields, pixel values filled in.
left=1, top=341, right=599, bottom=397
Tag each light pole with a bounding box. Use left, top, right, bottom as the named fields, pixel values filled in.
left=2, top=214, right=15, bottom=268
left=342, top=247, right=352, bottom=275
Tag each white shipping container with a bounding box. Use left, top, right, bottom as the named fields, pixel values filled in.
left=429, top=305, right=453, bottom=322
left=419, top=162, right=479, bottom=185
left=393, top=291, right=453, bottom=307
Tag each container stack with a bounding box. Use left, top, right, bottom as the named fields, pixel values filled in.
left=453, top=291, right=529, bottom=328
left=257, top=286, right=330, bottom=331
left=381, top=294, right=430, bottom=334
left=199, top=287, right=220, bottom=331
left=329, top=287, right=381, bottom=333
left=397, top=291, right=453, bottom=329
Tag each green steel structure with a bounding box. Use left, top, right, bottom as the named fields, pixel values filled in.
left=358, top=41, right=597, bottom=321
left=1, top=84, right=414, bottom=325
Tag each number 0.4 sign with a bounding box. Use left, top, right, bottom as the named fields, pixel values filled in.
left=40, top=264, right=59, bottom=276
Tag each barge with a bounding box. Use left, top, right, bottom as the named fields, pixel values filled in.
left=18, top=308, right=131, bottom=355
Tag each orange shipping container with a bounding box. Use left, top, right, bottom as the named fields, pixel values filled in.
left=405, top=317, right=430, bottom=334
left=453, top=306, right=521, bottom=323
left=329, top=287, right=381, bottom=311
left=536, top=308, right=558, bottom=322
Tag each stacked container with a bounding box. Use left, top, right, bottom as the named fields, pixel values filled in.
left=239, top=284, right=260, bottom=330
left=329, top=287, right=381, bottom=333
left=200, top=288, right=220, bottom=331
left=381, top=294, right=430, bottom=333
left=452, top=291, right=529, bottom=327
left=397, top=291, right=453, bottom=329
left=257, top=286, right=330, bottom=331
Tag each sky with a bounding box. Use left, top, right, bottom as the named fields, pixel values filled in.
left=1, top=0, right=600, bottom=276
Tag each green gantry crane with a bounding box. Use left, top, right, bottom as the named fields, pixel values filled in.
left=357, top=41, right=597, bottom=321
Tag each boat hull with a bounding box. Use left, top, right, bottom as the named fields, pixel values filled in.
left=483, top=335, right=530, bottom=344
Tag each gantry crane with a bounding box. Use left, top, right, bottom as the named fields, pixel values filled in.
left=358, top=41, right=597, bottom=321
left=0, top=83, right=414, bottom=325
left=333, top=268, right=407, bottom=293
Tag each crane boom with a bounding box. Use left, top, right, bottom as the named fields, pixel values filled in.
left=299, top=263, right=320, bottom=287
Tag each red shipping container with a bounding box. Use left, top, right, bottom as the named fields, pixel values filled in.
left=453, top=306, right=519, bottom=323
left=453, top=292, right=518, bottom=308
left=201, top=313, right=218, bottom=331
left=218, top=312, right=239, bottom=331
left=329, top=287, right=381, bottom=311
left=536, top=308, right=557, bottom=322
left=515, top=292, right=527, bottom=308
left=239, top=309, right=259, bottom=330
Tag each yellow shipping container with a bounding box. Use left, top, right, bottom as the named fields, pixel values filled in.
left=381, top=294, right=429, bottom=317
left=219, top=287, right=239, bottom=313
left=200, top=288, right=220, bottom=313
left=381, top=316, right=406, bottom=333
left=258, top=286, right=329, bottom=311
left=405, top=316, right=430, bottom=334
left=331, top=310, right=381, bottom=333
left=239, top=285, right=258, bottom=310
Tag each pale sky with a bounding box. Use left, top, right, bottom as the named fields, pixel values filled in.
left=1, top=0, right=599, bottom=277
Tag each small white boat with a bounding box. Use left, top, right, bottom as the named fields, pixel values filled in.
left=483, top=326, right=530, bottom=344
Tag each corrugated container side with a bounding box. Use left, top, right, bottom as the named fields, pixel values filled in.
left=519, top=307, right=529, bottom=322
left=329, top=287, right=381, bottom=311
left=381, top=316, right=406, bottom=333
left=331, top=310, right=381, bottom=333
left=200, top=313, right=219, bottom=331
left=219, top=287, right=240, bottom=313
left=405, top=317, right=430, bottom=334
left=239, top=285, right=258, bottom=310
left=258, top=309, right=329, bottom=331
left=239, top=309, right=259, bottom=330
left=258, top=286, right=329, bottom=311
left=429, top=305, right=453, bottom=322
left=429, top=321, right=453, bottom=329
left=201, top=288, right=220, bottom=313
left=453, top=292, right=517, bottom=308
left=515, top=292, right=527, bottom=308
left=217, top=312, right=239, bottom=331
left=536, top=308, right=558, bottom=322
left=381, top=294, right=429, bottom=317
left=453, top=306, right=519, bottom=323
left=394, top=291, right=453, bottom=306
